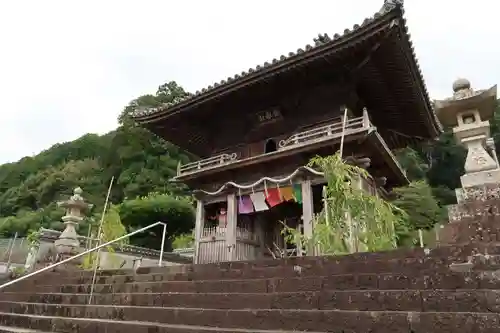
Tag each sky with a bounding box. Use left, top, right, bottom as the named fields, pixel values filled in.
left=0, top=0, right=498, bottom=164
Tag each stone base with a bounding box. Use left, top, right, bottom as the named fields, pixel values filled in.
left=443, top=194, right=500, bottom=245
left=448, top=198, right=500, bottom=222
left=454, top=183, right=500, bottom=203
left=460, top=168, right=500, bottom=188
left=51, top=253, right=83, bottom=272
left=438, top=214, right=500, bottom=246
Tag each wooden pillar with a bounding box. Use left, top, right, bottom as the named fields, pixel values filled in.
left=255, top=216, right=266, bottom=258
left=226, top=193, right=238, bottom=261
left=193, top=199, right=205, bottom=264
left=354, top=174, right=364, bottom=252
left=295, top=223, right=303, bottom=257
left=301, top=180, right=315, bottom=256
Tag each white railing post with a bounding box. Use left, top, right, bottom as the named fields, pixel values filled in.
left=177, top=161, right=181, bottom=176
left=158, top=223, right=167, bottom=267
left=362, top=107, right=370, bottom=128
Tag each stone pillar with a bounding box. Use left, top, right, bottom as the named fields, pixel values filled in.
left=434, top=79, right=500, bottom=245
left=54, top=187, right=91, bottom=263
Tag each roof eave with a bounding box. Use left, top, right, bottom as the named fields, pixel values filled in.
left=395, top=13, right=443, bottom=139
left=132, top=7, right=404, bottom=125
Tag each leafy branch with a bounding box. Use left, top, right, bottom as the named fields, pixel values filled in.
left=283, top=152, right=406, bottom=255
left=81, top=205, right=128, bottom=269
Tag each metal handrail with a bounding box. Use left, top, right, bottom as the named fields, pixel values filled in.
left=0, top=221, right=167, bottom=291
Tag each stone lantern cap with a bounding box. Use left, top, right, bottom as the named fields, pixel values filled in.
left=434, top=78, right=497, bottom=127
left=57, top=187, right=93, bottom=211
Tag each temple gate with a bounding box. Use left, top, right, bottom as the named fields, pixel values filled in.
left=132, top=0, right=441, bottom=264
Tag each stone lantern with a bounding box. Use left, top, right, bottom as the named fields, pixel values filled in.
left=54, top=187, right=92, bottom=260
left=434, top=79, right=500, bottom=245
left=434, top=78, right=499, bottom=200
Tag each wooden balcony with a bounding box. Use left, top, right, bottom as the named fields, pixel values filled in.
left=177, top=153, right=238, bottom=176
left=278, top=113, right=368, bottom=150
left=175, top=110, right=371, bottom=179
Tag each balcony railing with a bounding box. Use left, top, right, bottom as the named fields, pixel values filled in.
left=279, top=113, right=369, bottom=149
left=176, top=110, right=371, bottom=177
left=177, top=153, right=238, bottom=176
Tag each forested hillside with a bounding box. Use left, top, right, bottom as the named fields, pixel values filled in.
left=0, top=80, right=498, bottom=249
left=0, top=82, right=196, bottom=250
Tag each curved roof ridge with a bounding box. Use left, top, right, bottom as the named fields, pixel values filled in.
left=131, top=2, right=406, bottom=121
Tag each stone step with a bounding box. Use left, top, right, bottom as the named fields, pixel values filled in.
left=8, top=270, right=490, bottom=295
left=0, top=312, right=320, bottom=333
left=47, top=262, right=457, bottom=286
left=20, top=255, right=478, bottom=289
left=1, top=289, right=499, bottom=313
left=6, top=243, right=496, bottom=293
left=23, top=245, right=500, bottom=289
left=0, top=303, right=499, bottom=332
left=28, top=242, right=500, bottom=282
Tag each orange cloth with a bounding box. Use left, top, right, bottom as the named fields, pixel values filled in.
left=266, top=188, right=283, bottom=207
left=280, top=187, right=294, bottom=201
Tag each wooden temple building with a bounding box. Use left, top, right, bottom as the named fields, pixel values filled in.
left=132, top=1, right=442, bottom=264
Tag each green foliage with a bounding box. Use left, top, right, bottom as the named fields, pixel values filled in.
left=392, top=181, right=445, bottom=230
left=118, top=81, right=192, bottom=125
left=0, top=80, right=195, bottom=248
left=81, top=253, right=98, bottom=270
left=101, top=205, right=128, bottom=245
left=9, top=266, right=26, bottom=279
left=426, top=131, right=466, bottom=194
left=26, top=229, right=41, bottom=247
left=391, top=181, right=445, bottom=246
left=172, top=233, right=194, bottom=249
left=284, top=153, right=405, bottom=255
left=395, top=148, right=429, bottom=181
left=82, top=205, right=128, bottom=270
left=119, top=193, right=195, bottom=250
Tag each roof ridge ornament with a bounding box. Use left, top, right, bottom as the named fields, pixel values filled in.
left=313, top=33, right=331, bottom=46
left=379, top=0, right=404, bottom=15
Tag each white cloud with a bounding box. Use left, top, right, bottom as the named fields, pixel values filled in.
left=0, top=0, right=498, bottom=163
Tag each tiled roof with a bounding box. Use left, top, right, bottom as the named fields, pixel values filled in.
left=131, top=0, right=440, bottom=134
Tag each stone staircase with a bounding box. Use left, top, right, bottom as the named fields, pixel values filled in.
left=0, top=243, right=500, bottom=332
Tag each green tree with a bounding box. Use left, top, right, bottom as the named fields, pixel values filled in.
left=426, top=131, right=466, bottom=197
left=118, top=81, right=191, bottom=125
left=0, top=81, right=195, bottom=249
left=395, top=147, right=429, bottom=181
left=119, top=193, right=195, bottom=250
left=392, top=180, right=445, bottom=230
